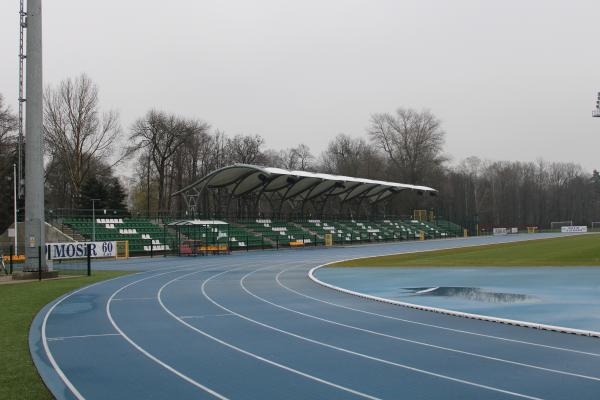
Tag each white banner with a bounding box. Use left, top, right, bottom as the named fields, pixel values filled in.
left=561, top=226, right=588, bottom=233
left=45, top=241, right=117, bottom=260
left=493, top=228, right=508, bottom=236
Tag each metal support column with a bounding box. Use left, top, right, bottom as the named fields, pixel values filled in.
left=24, top=0, right=45, bottom=271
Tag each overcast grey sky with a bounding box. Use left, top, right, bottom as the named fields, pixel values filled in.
left=1, top=0, right=600, bottom=173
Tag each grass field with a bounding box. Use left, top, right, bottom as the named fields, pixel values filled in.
left=332, top=234, right=600, bottom=267
left=0, top=271, right=131, bottom=400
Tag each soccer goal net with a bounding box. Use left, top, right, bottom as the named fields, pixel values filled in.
left=550, top=221, right=573, bottom=230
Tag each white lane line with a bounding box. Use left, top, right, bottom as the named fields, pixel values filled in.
left=309, top=264, right=600, bottom=338
left=47, top=333, right=121, bottom=341
left=112, top=297, right=155, bottom=301
left=415, top=287, right=439, bottom=294
left=157, top=270, right=382, bottom=400
left=276, top=268, right=600, bottom=358
left=200, top=268, right=543, bottom=400
left=239, top=267, right=600, bottom=382
left=35, top=236, right=566, bottom=400
left=180, top=314, right=234, bottom=319
left=106, top=267, right=230, bottom=400
left=41, top=273, right=145, bottom=400
left=309, top=235, right=600, bottom=338
left=40, top=261, right=229, bottom=400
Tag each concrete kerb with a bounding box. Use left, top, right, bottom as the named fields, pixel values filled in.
left=308, top=234, right=600, bottom=338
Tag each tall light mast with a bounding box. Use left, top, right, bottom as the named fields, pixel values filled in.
left=24, top=0, right=45, bottom=270
left=18, top=0, right=26, bottom=198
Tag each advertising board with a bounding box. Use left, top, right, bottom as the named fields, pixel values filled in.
left=45, top=241, right=117, bottom=260
left=561, top=226, right=588, bottom=233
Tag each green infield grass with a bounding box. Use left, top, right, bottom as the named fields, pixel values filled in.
left=332, top=234, right=600, bottom=267
left=0, top=271, right=132, bottom=400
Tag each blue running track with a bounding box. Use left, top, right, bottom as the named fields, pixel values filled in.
left=30, top=234, right=600, bottom=399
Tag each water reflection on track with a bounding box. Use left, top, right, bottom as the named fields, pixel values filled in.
left=404, top=287, right=537, bottom=303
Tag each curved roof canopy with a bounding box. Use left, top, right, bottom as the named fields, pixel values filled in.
left=173, top=164, right=437, bottom=203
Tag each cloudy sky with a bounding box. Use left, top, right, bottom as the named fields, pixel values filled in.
left=1, top=0, right=600, bottom=173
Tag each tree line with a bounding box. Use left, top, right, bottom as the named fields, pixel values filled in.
left=1, top=74, right=599, bottom=233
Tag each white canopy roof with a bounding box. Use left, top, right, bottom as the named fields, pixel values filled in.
left=173, top=164, right=437, bottom=203
left=168, top=219, right=228, bottom=226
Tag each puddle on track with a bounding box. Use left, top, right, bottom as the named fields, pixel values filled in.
left=316, top=267, right=600, bottom=332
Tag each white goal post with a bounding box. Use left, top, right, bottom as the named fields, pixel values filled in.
left=591, top=222, right=600, bottom=230
left=550, top=221, right=573, bottom=230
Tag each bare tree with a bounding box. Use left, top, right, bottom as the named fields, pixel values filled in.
left=273, top=144, right=314, bottom=171
left=0, top=94, right=18, bottom=144
left=319, top=134, right=384, bottom=179
left=129, top=110, right=210, bottom=211
left=0, top=93, right=18, bottom=232
left=276, top=148, right=299, bottom=170
left=43, top=74, right=121, bottom=200
left=293, top=144, right=314, bottom=171
left=225, top=134, right=266, bottom=165
left=368, top=108, right=446, bottom=184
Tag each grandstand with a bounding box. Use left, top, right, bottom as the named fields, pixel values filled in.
left=44, top=164, right=463, bottom=255
left=62, top=218, right=175, bottom=253
left=55, top=216, right=461, bottom=256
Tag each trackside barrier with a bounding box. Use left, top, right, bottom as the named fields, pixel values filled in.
left=115, top=241, right=129, bottom=259
left=87, top=243, right=91, bottom=276
left=198, top=245, right=228, bottom=255
left=9, top=245, right=13, bottom=274
left=308, top=255, right=600, bottom=338
left=38, top=247, right=42, bottom=281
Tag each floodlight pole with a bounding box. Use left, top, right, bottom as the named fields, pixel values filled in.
left=13, top=164, right=18, bottom=254
left=24, top=0, right=45, bottom=270
left=91, top=199, right=101, bottom=241
left=593, top=92, right=600, bottom=118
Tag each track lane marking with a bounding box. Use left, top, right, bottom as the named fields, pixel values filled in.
left=309, top=234, right=600, bottom=338
left=180, top=314, right=234, bottom=319
left=106, top=267, right=230, bottom=400
left=157, top=261, right=381, bottom=400
left=276, top=268, right=600, bottom=358
left=36, top=233, right=583, bottom=400
left=38, top=259, right=257, bottom=400
left=47, top=333, right=121, bottom=341
left=198, top=267, right=544, bottom=400
left=41, top=272, right=152, bottom=400
left=238, top=267, right=600, bottom=382
left=112, top=297, right=156, bottom=301
left=158, top=263, right=382, bottom=400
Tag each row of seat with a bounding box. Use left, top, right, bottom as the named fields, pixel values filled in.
left=61, top=217, right=460, bottom=254
left=63, top=218, right=176, bottom=253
